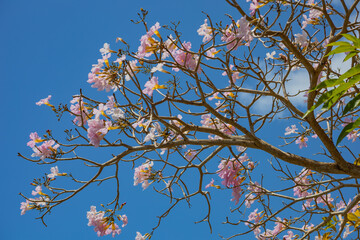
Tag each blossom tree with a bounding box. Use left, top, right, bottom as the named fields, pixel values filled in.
left=19, top=0, right=360, bottom=239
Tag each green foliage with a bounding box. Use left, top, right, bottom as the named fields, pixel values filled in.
left=303, top=34, right=360, bottom=145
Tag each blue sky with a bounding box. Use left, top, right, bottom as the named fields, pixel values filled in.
left=0, top=0, right=249, bottom=239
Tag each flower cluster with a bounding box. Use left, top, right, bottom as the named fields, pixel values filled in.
left=28, top=132, right=60, bottom=160
left=134, top=161, right=154, bottom=190
left=87, top=206, right=127, bottom=237
left=221, top=17, right=253, bottom=50
left=201, top=114, right=236, bottom=138
left=20, top=185, right=49, bottom=215
left=217, top=154, right=253, bottom=204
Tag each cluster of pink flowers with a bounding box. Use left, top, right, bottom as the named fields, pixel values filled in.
left=293, top=168, right=314, bottom=209
left=134, top=161, right=154, bottom=190
left=247, top=0, right=265, bottom=16
left=294, top=31, right=309, bottom=48
left=222, top=64, right=243, bottom=84
left=284, top=125, right=298, bottom=135
left=137, top=22, right=161, bottom=58
left=217, top=154, right=253, bottom=204
left=197, top=19, right=213, bottom=43
left=172, top=41, right=201, bottom=73
left=87, top=118, right=111, bottom=147
left=28, top=132, right=60, bottom=160
left=200, top=114, right=236, bottom=138
left=295, top=136, right=308, bottom=149
left=221, top=17, right=253, bottom=50
left=302, top=0, right=323, bottom=29
left=87, top=45, right=125, bottom=91
left=143, top=76, right=166, bottom=97
left=87, top=206, right=127, bottom=237
left=88, top=54, right=115, bottom=92
left=20, top=185, right=49, bottom=215
left=70, top=97, right=89, bottom=126
left=245, top=181, right=263, bottom=208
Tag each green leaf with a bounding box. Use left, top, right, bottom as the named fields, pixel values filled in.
left=304, top=73, right=360, bottom=118
left=321, top=74, right=360, bottom=111
left=337, top=117, right=360, bottom=145
left=326, top=41, right=352, bottom=47
left=321, top=91, right=346, bottom=112
left=343, top=51, right=359, bottom=62
left=303, top=89, right=336, bottom=118
left=343, top=93, right=360, bottom=116
left=325, top=45, right=357, bottom=57
left=347, top=212, right=360, bottom=222
left=311, top=65, right=360, bottom=92
left=311, top=78, right=342, bottom=92
left=342, top=34, right=360, bottom=47
left=337, top=65, right=360, bottom=82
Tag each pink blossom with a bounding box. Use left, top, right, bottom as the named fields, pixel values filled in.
left=31, top=185, right=42, bottom=196
left=206, top=47, right=220, bottom=59
left=185, top=149, right=197, bottom=160
left=284, top=125, right=298, bottom=135
left=27, top=132, right=43, bottom=148
left=302, top=4, right=323, bottom=29
left=197, top=19, right=213, bottom=43
left=249, top=0, right=260, bottom=16
left=294, top=168, right=312, bottom=198
left=205, top=178, right=215, bottom=189
left=315, top=192, right=334, bottom=205
left=200, top=114, right=212, bottom=127
left=265, top=51, right=276, bottom=60
left=20, top=200, right=32, bottom=215
left=31, top=140, right=60, bottom=160
left=93, top=103, right=108, bottom=119
left=172, top=41, right=201, bottom=73
left=222, top=64, right=243, bottom=84
left=162, top=34, right=177, bottom=59
left=105, top=223, right=121, bottom=237
left=272, top=218, right=285, bottom=236
left=295, top=136, right=308, bottom=149
left=135, top=232, right=146, bottom=240
left=347, top=130, right=359, bottom=142
left=151, top=63, right=170, bottom=74
left=36, top=95, right=52, bottom=106
left=283, top=231, right=295, bottom=240
left=246, top=208, right=262, bottom=225
left=143, top=76, right=165, bottom=97
left=70, top=97, right=89, bottom=126
left=105, top=96, right=116, bottom=109
left=143, top=126, right=157, bottom=143
left=86, top=206, right=121, bottom=237
left=132, top=118, right=150, bottom=129
left=208, top=92, right=223, bottom=101
left=99, top=43, right=111, bottom=55
left=231, top=186, right=243, bottom=205
left=87, top=118, right=110, bottom=147
left=134, top=161, right=154, bottom=190
left=121, top=214, right=128, bottom=227
left=87, top=56, right=118, bottom=92
left=47, top=166, right=66, bottom=179
left=217, top=154, right=248, bottom=188
left=221, top=17, right=253, bottom=50
left=137, top=22, right=161, bottom=58
left=294, top=31, right=309, bottom=48
left=125, top=60, right=140, bottom=81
